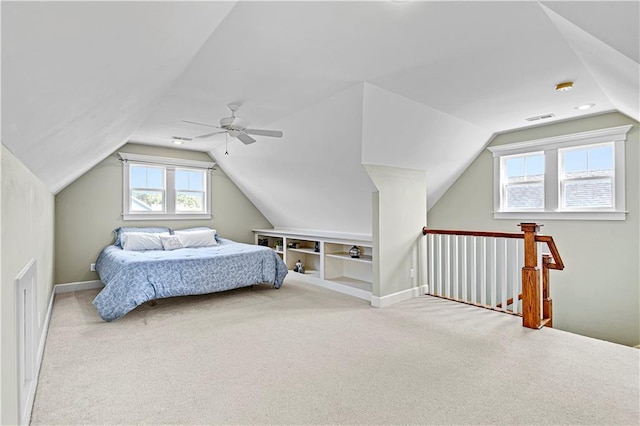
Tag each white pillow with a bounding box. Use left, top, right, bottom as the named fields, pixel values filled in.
left=173, top=229, right=218, bottom=248
left=160, top=235, right=184, bottom=251
left=121, top=232, right=170, bottom=251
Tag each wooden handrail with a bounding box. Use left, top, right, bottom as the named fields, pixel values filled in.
left=422, top=226, right=564, bottom=269
left=422, top=227, right=524, bottom=239
left=535, top=235, right=564, bottom=270
left=422, top=223, right=564, bottom=330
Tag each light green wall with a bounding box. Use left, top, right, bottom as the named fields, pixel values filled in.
left=0, top=142, right=3, bottom=422
left=1, top=145, right=56, bottom=425
left=365, top=165, right=427, bottom=298
left=428, top=112, right=639, bottom=346
left=55, top=143, right=272, bottom=284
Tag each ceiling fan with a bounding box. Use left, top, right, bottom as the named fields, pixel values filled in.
left=183, top=104, right=283, bottom=145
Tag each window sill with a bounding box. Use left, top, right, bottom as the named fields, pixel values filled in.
left=123, top=213, right=212, bottom=221
left=494, top=211, right=626, bottom=221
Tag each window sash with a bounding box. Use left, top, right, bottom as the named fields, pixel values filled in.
left=175, top=190, right=206, bottom=213
left=559, top=176, right=614, bottom=210
left=130, top=189, right=166, bottom=213
left=558, top=142, right=615, bottom=210
left=502, top=180, right=545, bottom=211
left=500, top=152, right=545, bottom=211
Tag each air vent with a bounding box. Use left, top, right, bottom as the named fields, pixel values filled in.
left=526, top=113, right=556, bottom=122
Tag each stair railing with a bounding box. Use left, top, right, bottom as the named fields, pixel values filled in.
left=421, top=223, right=564, bottom=329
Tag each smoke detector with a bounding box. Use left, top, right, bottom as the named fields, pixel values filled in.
left=555, top=81, right=574, bottom=92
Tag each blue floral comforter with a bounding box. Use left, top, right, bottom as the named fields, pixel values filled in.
left=93, top=238, right=287, bottom=321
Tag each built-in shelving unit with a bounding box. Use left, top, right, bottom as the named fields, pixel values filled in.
left=254, top=228, right=373, bottom=301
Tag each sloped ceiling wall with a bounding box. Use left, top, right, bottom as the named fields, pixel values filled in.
left=540, top=3, right=640, bottom=123
left=2, top=1, right=638, bottom=237
left=212, top=81, right=494, bottom=234
left=1, top=1, right=235, bottom=193
left=212, top=83, right=377, bottom=236
left=361, top=84, right=494, bottom=209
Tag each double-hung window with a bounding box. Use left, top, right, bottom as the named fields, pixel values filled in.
left=120, top=152, right=215, bottom=220
left=489, top=125, right=632, bottom=220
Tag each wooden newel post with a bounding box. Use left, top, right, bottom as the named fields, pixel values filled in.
left=520, top=223, right=541, bottom=329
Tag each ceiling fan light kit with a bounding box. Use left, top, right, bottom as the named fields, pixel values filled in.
left=183, top=103, right=283, bottom=146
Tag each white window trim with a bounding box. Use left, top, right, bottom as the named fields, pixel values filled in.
left=487, top=125, right=632, bottom=221
left=119, top=152, right=216, bottom=221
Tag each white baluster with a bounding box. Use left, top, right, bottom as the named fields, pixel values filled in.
left=427, top=234, right=436, bottom=294
left=437, top=234, right=443, bottom=296
left=445, top=235, right=451, bottom=298
left=462, top=236, right=468, bottom=303
left=509, top=239, right=518, bottom=314
left=471, top=237, right=477, bottom=304
left=501, top=238, right=508, bottom=311
left=453, top=236, right=459, bottom=300
left=480, top=237, right=487, bottom=306
left=489, top=238, right=497, bottom=308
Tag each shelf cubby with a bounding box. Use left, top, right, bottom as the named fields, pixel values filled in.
left=254, top=229, right=373, bottom=301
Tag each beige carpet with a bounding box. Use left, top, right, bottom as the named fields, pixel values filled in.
left=31, top=276, right=639, bottom=425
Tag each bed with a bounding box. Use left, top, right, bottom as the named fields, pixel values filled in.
left=93, top=229, right=287, bottom=321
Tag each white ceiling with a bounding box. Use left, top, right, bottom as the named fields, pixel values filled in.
left=2, top=1, right=639, bottom=234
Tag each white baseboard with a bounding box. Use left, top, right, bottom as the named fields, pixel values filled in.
left=54, top=280, right=104, bottom=294
left=25, top=281, right=104, bottom=424
left=287, top=273, right=372, bottom=301
left=371, top=285, right=429, bottom=308
left=26, top=286, right=56, bottom=425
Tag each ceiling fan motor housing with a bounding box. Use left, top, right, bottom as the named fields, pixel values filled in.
left=219, top=116, right=235, bottom=128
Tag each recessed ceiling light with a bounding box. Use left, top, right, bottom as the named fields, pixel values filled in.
left=575, top=103, right=595, bottom=111
left=555, top=81, right=574, bottom=92
left=173, top=139, right=184, bottom=145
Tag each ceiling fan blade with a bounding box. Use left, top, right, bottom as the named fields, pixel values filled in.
left=244, top=128, right=283, bottom=138
left=195, top=130, right=227, bottom=139
left=183, top=120, right=219, bottom=129
left=237, top=132, right=256, bottom=145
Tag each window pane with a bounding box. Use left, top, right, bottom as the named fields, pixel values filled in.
left=175, top=169, right=204, bottom=191
left=505, top=182, right=544, bottom=209
left=175, top=170, right=189, bottom=190
left=526, top=155, right=544, bottom=177
left=506, top=157, right=524, bottom=178
left=506, top=154, right=544, bottom=182
left=131, top=190, right=164, bottom=211
left=189, top=171, right=204, bottom=191
left=563, top=178, right=613, bottom=208
left=131, top=166, right=163, bottom=189
left=563, top=150, right=587, bottom=174
left=176, top=191, right=204, bottom=212
left=588, top=146, right=613, bottom=171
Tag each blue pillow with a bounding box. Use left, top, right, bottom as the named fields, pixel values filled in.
left=113, top=227, right=171, bottom=248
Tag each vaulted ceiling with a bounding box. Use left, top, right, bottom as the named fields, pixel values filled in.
left=2, top=1, right=638, bottom=234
